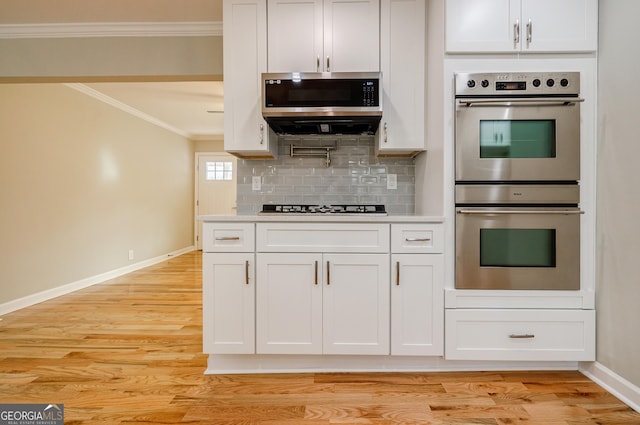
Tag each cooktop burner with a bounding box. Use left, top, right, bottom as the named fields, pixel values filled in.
left=260, top=204, right=387, bottom=215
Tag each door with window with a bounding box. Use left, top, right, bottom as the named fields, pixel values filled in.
left=196, top=153, right=237, bottom=249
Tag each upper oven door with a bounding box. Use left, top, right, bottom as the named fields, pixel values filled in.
left=455, top=98, right=581, bottom=182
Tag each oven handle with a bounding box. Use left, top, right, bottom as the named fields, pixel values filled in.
left=457, top=209, right=584, bottom=215
left=457, top=98, right=585, bottom=107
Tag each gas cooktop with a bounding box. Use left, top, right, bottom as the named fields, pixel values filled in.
left=259, top=204, right=387, bottom=215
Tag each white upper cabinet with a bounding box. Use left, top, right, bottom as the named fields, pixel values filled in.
left=445, top=0, right=598, bottom=53
left=376, top=0, right=426, bottom=157
left=267, top=0, right=380, bottom=72
left=223, top=0, right=277, bottom=158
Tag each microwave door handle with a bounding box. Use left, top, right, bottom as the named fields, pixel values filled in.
left=458, top=98, right=585, bottom=107
left=457, top=209, right=584, bottom=215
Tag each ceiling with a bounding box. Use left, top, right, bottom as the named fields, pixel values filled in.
left=3, top=0, right=225, bottom=139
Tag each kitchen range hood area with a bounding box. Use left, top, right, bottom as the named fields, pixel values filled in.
left=261, top=72, right=383, bottom=136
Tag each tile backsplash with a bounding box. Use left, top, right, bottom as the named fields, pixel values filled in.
left=236, top=136, right=415, bottom=215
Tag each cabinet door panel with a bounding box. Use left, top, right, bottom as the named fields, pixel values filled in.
left=446, top=0, right=519, bottom=52
left=203, top=253, right=255, bottom=354
left=521, top=0, right=597, bottom=52
left=324, top=0, right=380, bottom=72
left=391, top=254, right=443, bottom=355
left=223, top=0, right=276, bottom=157
left=268, top=0, right=323, bottom=72
left=323, top=254, right=390, bottom=355
left=256, top=253, right=323, bottom=354
left=377, top=0, right=426, bottom=155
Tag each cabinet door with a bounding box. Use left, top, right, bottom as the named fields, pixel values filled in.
left=202, top=253, right=255, bottom=354
left=323, top=0, right=380, bottom=72
left=377, top=0, right=426, bottom=156
left=267, top=0, right=323, bottom=72
left=323, top=254, right=390, bottom=355
left=391, top=254, right=443, bottom=355
left=223, top=0, right=276, bottom=158
left=256, top=253, right=323, bottom=354
left=521, top=0, right=597, bottom=52
left=446, top=0, right=520, bottom=53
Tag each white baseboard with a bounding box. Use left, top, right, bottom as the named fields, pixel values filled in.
left=0, top=246, right=195, bottom=316
left=206, top=354, right=579, bottom=375
left=580, top=361, right=640, bottom=413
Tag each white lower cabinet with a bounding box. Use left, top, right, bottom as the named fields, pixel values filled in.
left=445, top=309, right=596, bottom=361
left=256, top=252, right=390, bottom=355
left=202, top=252, right=255, bottom=354
left=391, top=254, right=443, bottom=355
left=256, top=223, right=391, bottom=355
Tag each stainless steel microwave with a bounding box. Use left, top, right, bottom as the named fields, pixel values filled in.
left=261, top=72, right=382, bottom=135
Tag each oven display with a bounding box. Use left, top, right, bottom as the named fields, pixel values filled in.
left=496, top=81, right=526, bottom=91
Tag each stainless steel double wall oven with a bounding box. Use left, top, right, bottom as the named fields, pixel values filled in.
left=454, top=72, right=583, bottom=290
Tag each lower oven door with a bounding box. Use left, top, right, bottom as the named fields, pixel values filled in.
left=455, top=207, right=581, bottom=290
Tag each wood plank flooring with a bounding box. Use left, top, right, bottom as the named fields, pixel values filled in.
left=1, top=250, right=639, bottom=424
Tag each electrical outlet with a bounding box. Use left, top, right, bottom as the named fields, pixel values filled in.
left=128, top=250, right=134, bottom=261
left=387, top=173, right=397, bottom=190
left=252, top=176, right=262, bottom=191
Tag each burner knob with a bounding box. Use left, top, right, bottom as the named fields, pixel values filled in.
left=467, top=79, right=476, bottom=88
left=546, top=78, right=555, bottom=87
left=560, top=78, right=569, bottom=87
left=532, top=78, right=541, bottom=87
left=481, top=79, right=489, bottom=88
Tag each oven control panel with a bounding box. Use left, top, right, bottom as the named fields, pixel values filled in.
left=455, top=72, right=580, bottom=97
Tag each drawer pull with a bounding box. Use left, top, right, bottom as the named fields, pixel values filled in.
left=326, top=261, right=330, bottom=285
left=405, top=237, right=431, bottom=242
left=215, top=236, right=240, bottom=241
left=245, top=260, right=250, bottom=285
left=509, top=334, right=535, bottom=339
left=396, top=261, right=400, bottom=286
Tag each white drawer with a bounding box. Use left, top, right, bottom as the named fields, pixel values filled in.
left=256, top=223, right=389, bottom=253
left=202, top=222, right=255, bottom=252
left=445, top=309, right=595, bottom=361
left=391, top=224, right=443, bottom=253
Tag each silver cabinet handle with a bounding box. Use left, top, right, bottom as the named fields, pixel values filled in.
left=314, top=260, right=318, bottom=285
left=526, top=18, right=532, bottom=45
left=316, top=55, right=320, bottom=72
left=383, top=122, right=388, bottom=143
left=514, top=19, right=520, bottom=45
left=396, top=261, right=400, bottom=286
left=405, top=237, right=431, bottom=242
left=215, top=236, right=240, bottom=241
left=259, top=123, right=264, bottom=144
left=245, top=260, right=250, bottom=285
left=509, top=334, right=535, bottom=339
left=326, top=56, right=330, bottom=72
left=326, top=261, right=330, bottom=285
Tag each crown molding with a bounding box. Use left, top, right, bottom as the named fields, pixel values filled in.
left=0, top=21, right=222, bottom=39
left=64, top=83, right=189, bottom=138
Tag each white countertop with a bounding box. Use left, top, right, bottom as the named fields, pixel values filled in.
left=197, top=214, right=445, bottom=223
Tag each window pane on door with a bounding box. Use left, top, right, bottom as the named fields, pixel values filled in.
left=206, top=161, right=233, bottom=181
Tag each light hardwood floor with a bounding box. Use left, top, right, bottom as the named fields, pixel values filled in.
left=1, top=251, right=639, bottom=424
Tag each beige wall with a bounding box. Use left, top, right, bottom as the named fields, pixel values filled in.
left=0, top=36, right=222, bottom=81
left=0, top=83, right=194, bottom=305
left=597, top=1, right=640, bottom=387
